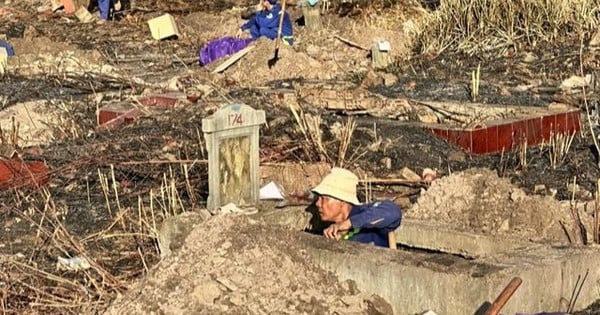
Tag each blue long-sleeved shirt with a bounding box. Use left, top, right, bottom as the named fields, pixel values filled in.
left=345, top=200, right=402, bottom=247
left=241, top=4, right=293, bottom=44
left=98, top=0, right=113, bottom=20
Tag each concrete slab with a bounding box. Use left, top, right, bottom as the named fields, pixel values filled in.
left=256, top=207, right=533, bottom=258
left=396, top=218, right=532, bottom=258
left=305, top=237, right=599, bottom=315
left=256, top=207, right=600, bottom=314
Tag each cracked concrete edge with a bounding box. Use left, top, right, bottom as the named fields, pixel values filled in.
left=395, top=218, right=536, bottom=258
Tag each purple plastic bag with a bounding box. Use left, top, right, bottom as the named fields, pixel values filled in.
left=199, top=37, right=254, bottom=66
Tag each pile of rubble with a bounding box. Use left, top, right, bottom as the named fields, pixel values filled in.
left=104, top=214, right=392, bottom=314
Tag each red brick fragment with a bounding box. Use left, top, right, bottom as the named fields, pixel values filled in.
left=0, top=159, right=49, bottom=189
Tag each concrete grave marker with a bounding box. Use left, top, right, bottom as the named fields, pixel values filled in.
left=0, top=47, right=7, bottom=76
left=202, top=103, right=266, bottom=211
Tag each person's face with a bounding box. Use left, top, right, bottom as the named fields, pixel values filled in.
left=316, top=195, right=344, bottom=222
left=262, top=0, right=273, bottom=10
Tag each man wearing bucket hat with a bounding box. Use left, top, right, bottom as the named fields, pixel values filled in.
left=312, top=167, right=402, bottom=247
left=237, top=0, right=294, bottom=45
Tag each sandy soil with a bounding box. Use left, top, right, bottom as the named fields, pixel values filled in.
left=407, top=168, right=575, bottom=243
left=104, top=214, right=391, bottom=314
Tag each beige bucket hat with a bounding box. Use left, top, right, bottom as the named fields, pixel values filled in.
left=312, top=167, right=360, bottom=205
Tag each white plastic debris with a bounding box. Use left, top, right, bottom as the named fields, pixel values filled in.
left=376, top=40, right=391, bottom=52
left=56, top=256, right=91, bottom=271
left=421, top=311, right=439, bottom=315
left=259, top=181, right=285, bottom=200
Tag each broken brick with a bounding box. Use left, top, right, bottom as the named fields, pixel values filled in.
left=97, top=102, right=143, bottom=132
left=61, top=0, right=77, bottom=14
left=138, top=92, right=187, bottom=109
left=0, top=159, right=49, bottom=189
left=97, top=102, right=137, bottom=125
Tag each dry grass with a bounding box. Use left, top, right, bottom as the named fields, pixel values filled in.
left=418, top=0, right=600, bottom=56
left=547, top=131, right=576, bottom=169
left=0, top=163, right=190, bottom=313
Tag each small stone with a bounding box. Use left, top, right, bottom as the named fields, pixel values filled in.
left=533, top=184, right=546, bottom=194
left=499, top=86, right=511, bottom=96
left=447, top=150, right=466, bottom=162
left=548, top=102, right=571, bottom=111
left=509, top=189, right=526, bottom=202
left=560, top=75, right=590, bottom=90
left=400, top=167, right=421, bottom=181
left=522, top=52, right=537, bottom=63
left=422, top=168, right=437, bottom=183
left=216, top=277, right=238, bottom=292
left=499, top=219, right=510, bottom=231
left=229, top=292, right=245, bottom=306
left=220, top=241, right=232, bottom=250
left=417, top=113, right=438, bottom=124
left=192, top=281, right=222, bottom=305
left=365, top=294, right=394, bottom=315
left=567, top=183, right=579, bottom=194
left=381, top=157, right=392, bottom=169
left=381, top=73, right=398, bottom=87
left=590, top=31, right=600, bottom=47
left=306, top=44, right=321, bottom=59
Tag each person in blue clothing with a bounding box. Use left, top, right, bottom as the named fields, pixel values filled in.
left=237, top=0, right=294, bottom=45
left=96, top=0, right=114, bottom=23
left=312, top=167, right=402, bottom=248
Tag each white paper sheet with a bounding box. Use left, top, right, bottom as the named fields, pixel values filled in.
left=259, top=181, right=285, bottom=200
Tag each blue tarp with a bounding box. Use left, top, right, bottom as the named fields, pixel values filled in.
left=198, top=36, right=254, bottom=66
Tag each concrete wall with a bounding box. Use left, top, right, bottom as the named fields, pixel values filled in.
left=395, top=218, right=532, bottom=258
left=305, top=240, right=600, bottom=315
left=256, top=207, right=600, bottom=314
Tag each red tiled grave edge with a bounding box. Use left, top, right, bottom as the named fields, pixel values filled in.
left=96, top=93, right=189, bottom=133
left=429, top=109, right=581, bottom=155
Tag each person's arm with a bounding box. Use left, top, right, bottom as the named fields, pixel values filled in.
left=241, top=17, right=255, bottom=31
left=349, top=200, right=402, bottom=231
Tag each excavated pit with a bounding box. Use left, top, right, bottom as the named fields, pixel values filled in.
left=257, top=206, right=600, bottom=314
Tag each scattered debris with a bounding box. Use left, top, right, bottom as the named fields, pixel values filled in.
left=56, top=256, right=91, bottom=271
left=334, top=34, right=369, bottom=51
left=74, top=6, right=95, bottom=23
left=212, top=45, right=254, bottom=73
left=259, top=181, right=286, bottom=200
left=148, top=13, right=180, bottom=40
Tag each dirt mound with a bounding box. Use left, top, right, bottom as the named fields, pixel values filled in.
left=104, top=215, right=390, bottom=314
left=407, top=168, right=572, bottom=243
left=220, top=37, right=324, bottom=84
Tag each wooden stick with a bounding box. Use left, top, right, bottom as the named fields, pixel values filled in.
left=388, top=231, right=397, bottom=249
left=484, top=277, right=523, bottom=315
left=212, top=45, right=254, bottom=73
left=333, top=35, right=369, bottom=51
